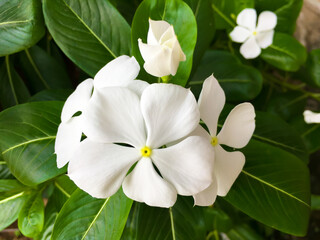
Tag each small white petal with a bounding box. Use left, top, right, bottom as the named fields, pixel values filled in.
left=148, top=19, right=171, bottom=44
left=229, top=26, right=251, bottom=43
left=83, top=87, right=146, bottom=148
left=126, top=80, right=150, bottom=97
left=193, top=177, right=218, bottom=206
left=303, top=110, right=320, bottom=124
left=218, top=103, right=255, bottom=149
left=55, top=117, right=82, bottom=168
left=152, top=136, right=213, bottom=196
left=141, top=84, right=200, bottom=148
left=256, top=30, right=274, bottom=49
left=123, top=158, right=177, bottom=208
left=94, top=56, right=140, bottom=89
left=256, top=11, right=277, bottom=32
left=61, top=79, right=93, bottom=122
left=198, top=75, right=226, bottom=137
left=240, top=36, right=261, bottom=59
left=214, top=145, right=245, bottom=196
left=237, top=8, right=257, bottom=31
left=68, top=140, right=140, bottom=198
left=138, top=39, right=163, bottom=63
left=143, top=46, right=173, bottom=77
left=169, top=38, right=186, bottom=76
left=159, top=26, right=176, bottom=45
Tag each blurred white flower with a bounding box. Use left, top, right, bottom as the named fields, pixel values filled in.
left=230, top=8, right=277, bottom=59
left=55, top=56, right=146, bottom=168
left=68, top=83, right=213, bottom=208
left=192, top=75, right=255, bottom=206
left=303, top=110, right=320, bottom=124
left=138, top=19, right=186, bottom=77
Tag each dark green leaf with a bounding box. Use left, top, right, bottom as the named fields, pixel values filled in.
left=0, top=101, right=65, bottom=186
left=311, top=195, right=320, bottom=210
left=0, top=56, right=30, bottom=109
left=0, top=179, right=25, bottom=192
left=0, top=0, right=45, bottom=56
left=190, top=50, right=263, bottom=101
left=225, top=140, right=311, bottom=236
left=29, top=89, right=73, bottom=102
left=131, top=0, right=197, bottom=86
left=18, top=190, right=45, bottom=237
left=305, top=49, right=320, bottom=88
left=0, top=163, right=13, bottom=179
left=227, top=224, right=264, bottom=240
left=261, top=33, right=307, bottom=72
left=43, top=0, right=131, bottom=76
left=51, top=188, right=132, bottom=240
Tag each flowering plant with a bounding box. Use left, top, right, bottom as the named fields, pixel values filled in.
left=0, top=0, right=317, bottom=239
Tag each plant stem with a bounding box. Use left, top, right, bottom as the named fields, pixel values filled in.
left=0, top=161, right=6, bottom=165
left=169, top=207, right=176, bottom=240
left=211, top=3, right=235, bottom=28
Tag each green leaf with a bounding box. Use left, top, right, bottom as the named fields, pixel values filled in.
left=261, top=33, right=307, bottom=72
left=190, top=50, right=263, bottom=101
left=0, top=101, right=65, bottom=186
left=43, top=0, right=131, bottom=77
left=0, top=0, right=45, bottom=56
left=311, top=195, right=320, bottom=210
left=0, top=179, right=25, bottom=192
left=51, top=188, right=132, bottom=240
left=18, top=190, right=45, bottom=237
left=29, top=89, right=73, bottom=102
left=305, top=49, right=320, bottom=88
left=19, top=46, right=72, bottom=93
left=255, top=0, right=303, bottom=35
left=227, top=224, right=264, bottom=240
left=225, top=140, right=311, bottom=236
left=131, top=0, right=197, bottom=86
left=0, top=56, right=30, bottom=109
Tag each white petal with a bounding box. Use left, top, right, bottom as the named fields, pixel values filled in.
left=303, top=110, right=320, bottom=124
left=240, top=36, right=261, bottom=59
left=236, top=8, right=257, bottom=31
left=126, top=80, right=150, bottom=97
left=123, top=158, right=177, bottom=208
left=152, top=136, right=213, bottom=195
left=169, top=38, right=186, bottom=76
left=94, top=56, right=140, bottom=89
left=229, top=26, right=251, bottom=43
left=68, top=140, right=140, bottom=198
left=256, top=30, right=274, bottom=49
left=193, top=178, right=218, bottom=206
left=214, top=145, right=245, bottom=196
left=61, top=79, right=93, bottom=122
left=256, top=11, right=277, bottom=32
left=159, top=26, right=175, bottom=45
left=218, top=103, right=255, bottom=148
left=190, top=125, right=211, bottom=142
left=141, top=84, right=200, bottom=148
left=55, top=117, right=82, bottom=168
left=198, top=75, right=225, bottom=136
left=83, top=87, right=146, bottom=148
left=147, top=19, right=171, bottom=44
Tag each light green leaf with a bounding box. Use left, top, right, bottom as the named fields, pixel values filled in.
left=43, top=0, right=131, bottom=77
left=0, top=101, right=65, bottom=186
left=0, top=179, right=25, bottom=192
left=0, top=0, right=45, bottom=56
left=51, top=188, right=132, bottom=240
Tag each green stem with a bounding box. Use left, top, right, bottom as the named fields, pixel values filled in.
left=169, top=207, right=176, bottom=240
left=211, top=3, right=235, bottom=28
left=5, top=55, right=18, bottom=105
left=206, top=230, right=219, bottom=240
left=0, top=161, right=6, bottom=165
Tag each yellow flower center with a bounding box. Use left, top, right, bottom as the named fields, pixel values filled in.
left=210, top=136, right=218, bottom=147
left=141, top=146, right=152, bottom=157
left=253, top=31, right=257, bottom=36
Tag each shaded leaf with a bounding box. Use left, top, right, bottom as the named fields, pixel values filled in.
left=29, top=89, right=72, bottom=102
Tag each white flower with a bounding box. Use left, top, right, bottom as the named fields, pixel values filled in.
left=303, top=110, right=320, bottom=124
left=138, top=19, right=186, bottom=77
left=67, top=83, right=213, bottom=208
left=229, top=8, right=277, bottom=59
left=54, top=56, right=147, bottom=168
left=192, top=75, right=255, bottom=206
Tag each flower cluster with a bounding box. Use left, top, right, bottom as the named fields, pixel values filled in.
left=55, top=18, right=255, bottom=208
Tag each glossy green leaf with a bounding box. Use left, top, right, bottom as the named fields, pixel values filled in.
left=190, top=50, right=263, bottom=101
left=0, top=101, right=65, bottom=186
left=131, top=0, right=197, bottom=86
left=43, top=0, right=131, bottom=76
left=261, top=33, right=307, bottom=72
left=305, top=49, right=320, bottom=87
left=255, top=0, right=302, bottom=34
left=19, top=46, right=72, bottom=93
left=0, top=179, right=25, bottom=192
left=29, top=89, right=73, bottom=102
left=51, top=188, right=132, bottom=240
left=0, top=0, right=45, bottom=56
left=227, top=224, right=264, bottom=240
left=0, top=56, right=30, bottom=109
left=225, top=140, right=311, bottom=236
left=0, top=160, right=13, bottom=179
left=18, top=190, right=45, bottom=237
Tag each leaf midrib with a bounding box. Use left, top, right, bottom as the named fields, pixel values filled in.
left=269, top=44, right=297, bottom=60
left=0, top=19, right=32, bottom=27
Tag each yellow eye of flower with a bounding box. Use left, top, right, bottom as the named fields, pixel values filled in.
left=210, top=136, right=218, bottom=147
left=141, top=146, right=152, bottom=157
left=253, top=31, right=257, bottom=36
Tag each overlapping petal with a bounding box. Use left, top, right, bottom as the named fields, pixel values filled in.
left=148, top=19, right=171, bottom=44
left=256, top=11, right=277, bottom=32
left=123, top=158, right=177, bottom=208
left=240, top=36, right=261, bottom=59
left=68, top=140, right=140, bottom=198
left=229, top=26, right=251, bottom=43
left=193, top=178, right=218, bottom=206
left=256, top=30, right=274, bottom=49
left=142, top=84, right=200, bottom=148
left=236, top=8, right=257, bottom=31
left=218, top=103, right=255, bottom=148
left=152, top=136, right=214, bottom=196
